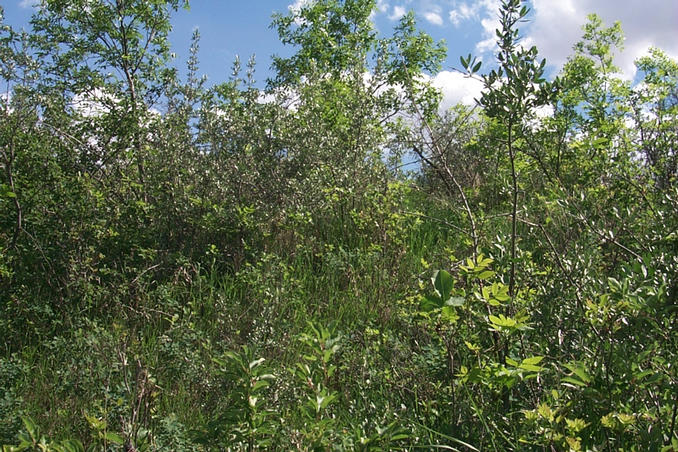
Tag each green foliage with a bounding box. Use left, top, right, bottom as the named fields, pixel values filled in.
left=203, top=346, right=277, bottom=449
left=3, top=417, right=84, bottom=452
left=271, top=0, right=376, bottom=85
left=1, top=0, right=677, bottom=450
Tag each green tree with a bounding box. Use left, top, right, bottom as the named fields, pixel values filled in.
left=30, top=0, right=188, bottom=196
left=632, top=47, right=678, bottom=190
left=462, top=0, right=556, bottom=297
left=268, top=0, right=445, bottom=248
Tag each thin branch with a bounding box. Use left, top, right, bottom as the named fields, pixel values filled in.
left=403, top=211, right=469, bottom=235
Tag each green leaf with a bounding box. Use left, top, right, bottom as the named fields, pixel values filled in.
left=441, top=306, right=459, bottom=323
left=506, top=357, right=520, bottom=367
left=520, top=363, right=544, bottom=372
left=433, top=269, right=454, bottom=300
left=103, top=432, right=124, bottom=445
left=489, top=314, right=517, bottom=328
left=85, top=412, right=107, bottom=431
left=252, top=379, right=270, bottom=392
left=63, top=440, right=85, bottom=452
left=21, top=417, right=39, bottom=441
left=420, top=293, right=442, bottom=311
left=561, top=376, right=587, bottom=387
left=493, top=287, right=510, bottom=301
left=478, top=254, right=494, bottom=267
left=477, top=270, right=495, bottom=280
left=522, top=356, right=544, bottom=366
left=564, top=362, right=591, bottom=383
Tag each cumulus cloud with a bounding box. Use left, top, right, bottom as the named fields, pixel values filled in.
left=440, top=0, right=677, bottom=80
left=389, top=6, right=407, bottom=21
left=424, top=11, right=444, bottom=26
left=448, top=2, right=479, bottom=27
left=527, top=0, right=678, bottom=80
left=466, top=0, right=502, bottom=54
left=292, top=0, right=676, bottom=82
left=430, top=70, right=484, bottom=111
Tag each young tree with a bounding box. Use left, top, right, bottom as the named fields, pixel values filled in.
left=30, top=0, right=188, bottom=196
left=462, top=0, right=556, bottom=297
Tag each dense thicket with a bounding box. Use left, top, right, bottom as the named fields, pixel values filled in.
left=1, top=0, right=676, bottom=450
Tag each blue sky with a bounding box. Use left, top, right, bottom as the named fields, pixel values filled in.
left=3, top=0, right=678, bottom=109
left=163, top=1, right=488, bottom=87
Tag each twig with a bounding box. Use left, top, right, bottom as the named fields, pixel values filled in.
left=403, top=211, right=468, bottom=235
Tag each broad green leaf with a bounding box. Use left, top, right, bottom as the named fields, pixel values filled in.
left=103, top=432, right=123, bottom=445
left=493, top=283, right=510, bottom=301
left=464, top=341, right=480, bottom=352
left=561, top=376, right=587, bottom=387
left=420, top=293, right=442, bottom=311
left=520, top=363, right=544, bottom=372
left=65, top=439, right=85, bottom=452
left=522, top=356, right=544, bottom=366
left=252, top=380, right=270, bottom=392
left=506, top=357, right=520, bottom=367
left=478, top=254, right=494, bottom=267
left=441, top=306, right=459, bottom=323
left=564, top=362, right=591, bottom=383
left=477, top=270, right=495, bottom=280
left=84, top=413, right=107, bottom=431
left=433, top=269, right=454, bottom=300
left=21, top=417, right=39, bottom=440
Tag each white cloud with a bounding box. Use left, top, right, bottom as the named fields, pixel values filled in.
left=370, top=0, right=390, bottom=22
left=19, top=0, right=38, bottom=8
left=424, top=11, right=443, bottom=26
left=469, top=0, right=502, bottom=54
left=449, top=2, right=480, bottom=27
left=284, top=0, right=677, bottom=83
left=445, top=0, right=677, bottom=81
left=389, top=6, right=406, bottom=21
left=288, top=0, right=312, bottom=13
left=528, top=0, right=678, bottom=80
left=71, top=88, right=118, bottom=118
left=1, top=92, right=12, bottom=114
left=430, top=70, right=484, bottom=111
